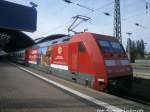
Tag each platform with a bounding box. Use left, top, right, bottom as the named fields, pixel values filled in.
left=132, top=60, right=150, bottom=79
left=0, top=61, right=149, bottom=112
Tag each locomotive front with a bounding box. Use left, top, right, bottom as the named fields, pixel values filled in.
left=94, top=34, right=133, bottom=89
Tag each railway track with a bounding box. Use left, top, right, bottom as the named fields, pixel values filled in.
left=122, top=95, right=150, bottom=106
left=107, top=86, right=150, bottom=106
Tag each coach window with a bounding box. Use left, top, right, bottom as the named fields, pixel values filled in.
left=52, top=41, right=57, bottom=44
left=62, top=38, right=70, bottom=42
left=79, top=42, right=86, bottom=52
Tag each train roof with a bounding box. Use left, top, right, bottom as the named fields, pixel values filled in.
left=92, top=33, right=119, bottom=42
left=33, top=32, right=120, bottom=48
left=71, top=32, right=119, bottom=42
left=35, top=34, right=67, bottom=44
left=76, top=32, right=119, bottom=42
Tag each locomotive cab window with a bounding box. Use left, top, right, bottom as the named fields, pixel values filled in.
left=110, top=42, right=124, bottom=53
left=79, top=42, right=86, bottom=52
left=98, top=40, right=113, bottom=53
left=98, top=40, right=125, bottom=53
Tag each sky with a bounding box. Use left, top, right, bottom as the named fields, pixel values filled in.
left=5, top=0, right=150, bottom=52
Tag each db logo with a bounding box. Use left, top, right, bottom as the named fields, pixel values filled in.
left=58, top=46, right=62, bottom=55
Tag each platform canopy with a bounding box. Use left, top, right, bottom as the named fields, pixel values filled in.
left=0, top=1, right=37, bottom=53
left=35, top=34, right=67, bottom=44
left=0, top=28, right=34, bottom=52
left=0, top=0, right=37, bottom=32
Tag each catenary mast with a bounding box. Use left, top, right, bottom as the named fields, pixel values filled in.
left=114, top=0, right=122, bottom=43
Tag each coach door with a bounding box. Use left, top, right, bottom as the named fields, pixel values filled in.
left=69, top=42, right=79, bottom=74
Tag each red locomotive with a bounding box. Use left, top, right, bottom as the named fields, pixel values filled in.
left=10, top=32, right=133, bottom=91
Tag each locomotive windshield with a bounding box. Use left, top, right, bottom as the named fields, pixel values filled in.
left=98, top=40, right=113, bottom=53
left=110, top=42, right=124, bottom=53
left=98, top=40, right=124, bottom=53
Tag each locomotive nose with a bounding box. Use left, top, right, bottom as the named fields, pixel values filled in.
left=105, top=59, right=132, bottom=78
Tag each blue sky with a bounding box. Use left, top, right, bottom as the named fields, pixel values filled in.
left=6, top=0, right=150, bottom=52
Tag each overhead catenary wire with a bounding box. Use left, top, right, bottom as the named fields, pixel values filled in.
left=123, top=0, right=150, bottom=30
left=33, top=19, right=73, bottom=38
left=36, top=1, right=114, bottom=38
left=59, top=0, right=149, bottom=32
left=80, top=1, right=114, bottom=16
left=35, top=0, right=149, bottom=39
left=122, top=0, right=150, bottom=47
left=32, top=2, right=113, bottom=37
left=64, top=0, right=149, bottom=38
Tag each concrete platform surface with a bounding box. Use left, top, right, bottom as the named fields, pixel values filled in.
left=0, top=62, right=150, bottom=112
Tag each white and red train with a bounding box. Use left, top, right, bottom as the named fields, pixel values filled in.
left=10, top=32, right=133, bottom=91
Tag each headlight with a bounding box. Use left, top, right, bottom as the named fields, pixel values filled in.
left=105, top=60, right=116, bottom=66
left=120, top=59, right=129, bottom=65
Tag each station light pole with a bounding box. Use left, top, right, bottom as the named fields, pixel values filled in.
left=126, top=32, right=132, bottom=62
left=144, top=42, right=148, bottom=54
